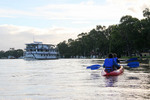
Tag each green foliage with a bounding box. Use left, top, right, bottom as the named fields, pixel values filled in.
left=0, top=49, right=23, bottom=59
left=57, top=8, right=150, bottom=58
left=57, top=26, right=109, bottom=58
left=143, top=8, right=150, bottom=18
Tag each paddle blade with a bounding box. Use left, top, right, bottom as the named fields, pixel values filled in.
left=127, top=58, right=138, bottom=62
left=127, top=62, right=139, bottom=68
left=86, top=64, right=101, bottom=70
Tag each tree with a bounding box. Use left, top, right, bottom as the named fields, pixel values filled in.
left=119, top=15, right=140, bottom=56
left=0, top=49, right=23, bottom=59
left=0, top=51, right=5, bottom=58
left=57, top=41, right=70, bottom=58
left=143, top=8, right=150, bottom=19
left=57, top=8, right=150, bottom=58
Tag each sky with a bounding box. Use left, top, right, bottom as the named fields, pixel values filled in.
left=0, top=0, right=150, bottom=50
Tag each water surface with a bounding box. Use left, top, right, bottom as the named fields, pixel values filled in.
left=0, top=59, right=149, bottom=100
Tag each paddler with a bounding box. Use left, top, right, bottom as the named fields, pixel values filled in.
left=113, top=53, right=120, bottom=63
left=113, top=53, right=120, bottom=69
left=103, top=53, right=120, bottom=73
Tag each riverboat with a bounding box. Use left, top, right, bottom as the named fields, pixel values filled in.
left=24, top=41, right=59, bottom=60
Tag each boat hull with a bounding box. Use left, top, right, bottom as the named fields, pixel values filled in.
left=24, top=52, right=59, bottom=60
left=24, top=54, right=58, bottom=60
left=101, top=66, right=124, bottom=76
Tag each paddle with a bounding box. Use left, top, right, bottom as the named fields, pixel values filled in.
left=87, top=62, right=139, bottom=70
left=86, top=64, right=101, bottom=70
left=127, top=62, right=139, bottom=68
left=120, top=58, right=138, bottom=63
left=126, top=58, right=138, bottom=62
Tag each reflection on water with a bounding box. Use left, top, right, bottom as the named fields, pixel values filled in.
left=90, top=73, right=101, bottom=80
left=105, top=76, right=118, bottom=87
left=127, top=76, right=140, bottom=80
left=0, top=59, right=149, bottom=100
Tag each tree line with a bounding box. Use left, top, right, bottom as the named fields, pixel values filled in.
left=0, top=49, right=23, bottom=59
left=57, top=8, right=150, bottom=58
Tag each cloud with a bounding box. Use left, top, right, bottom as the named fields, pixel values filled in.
left=106, top=0, right=150, bottom=17
left=0, top=0, right=149, bottom=50
left=27, top=0, right=150, bottom=22
left=0, top=24, right=91, bottom=50
left=106, top=0, right=150, bottom=21
left=0, top=8, right=32, bottom=18
left=0, top=1, right=127, bottom=20
left=33, top=2, right=115, bottom=20
left=0, top=0, right=149, bottom=21
left=0, top=0, right=148, bottom=30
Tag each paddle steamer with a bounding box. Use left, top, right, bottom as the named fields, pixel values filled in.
left=24, top=41, right=59, bottom=60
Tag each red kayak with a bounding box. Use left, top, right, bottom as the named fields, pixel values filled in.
left=101, top=66, right=124, bottom=76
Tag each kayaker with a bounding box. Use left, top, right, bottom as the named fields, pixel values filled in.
left=113, top=53, right=120, bottom=63
left=113, top=53, right=120, bottom=69
left=103, top=53, right=120, bottom=73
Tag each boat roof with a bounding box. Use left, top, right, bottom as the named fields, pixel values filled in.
left=25, top=41, right=55, bottom=46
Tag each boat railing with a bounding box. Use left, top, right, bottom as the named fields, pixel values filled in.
left=26, top=51, right=58, bottom=54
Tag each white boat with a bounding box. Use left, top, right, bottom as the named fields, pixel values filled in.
left=24, top=41, right=59, bottom=60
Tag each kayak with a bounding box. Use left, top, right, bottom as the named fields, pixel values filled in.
left=101, top=66, right=124, bottom=76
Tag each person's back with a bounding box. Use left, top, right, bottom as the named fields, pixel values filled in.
left=113, top=53, right=120, bottom=69
left=103, top=53, right=120, bottom=73
left=103, top=58, right=114, bottom=73
left=113, top=53, right=120, bottom=63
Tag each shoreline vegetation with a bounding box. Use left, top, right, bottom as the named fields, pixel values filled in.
left=0, top=8, right=150, bottom=62
left=0, top=48, right=23, bottom=59
left=57, top=8, right=150, bottom=59
left=0, top=48, right=149, bottom=67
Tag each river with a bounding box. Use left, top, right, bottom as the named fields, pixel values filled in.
left=0, top=59, right=149, bottom=100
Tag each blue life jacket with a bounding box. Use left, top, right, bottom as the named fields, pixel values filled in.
left=114, top=57, right=118, bottom=63
left=114, top=57, right=120, bottom=63
left=103, top=58, right=114, bottom=73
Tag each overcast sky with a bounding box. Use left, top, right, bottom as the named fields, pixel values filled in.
left=0, top=0, right=149, bottom=50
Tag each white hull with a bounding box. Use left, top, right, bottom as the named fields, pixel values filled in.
left=24, top=54, right=58, bottom=59
left=24, top=52, right=58, bottom=60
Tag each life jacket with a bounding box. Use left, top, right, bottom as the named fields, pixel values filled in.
left=114, top=57, right=118, bottom=63
left=114, top=57, right=120, bottom=63
left=103, top=58, right=114, bottom=73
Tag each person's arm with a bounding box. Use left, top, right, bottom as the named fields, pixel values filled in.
left=113, top=60, right=120, bottom=67
left=117, top=58, right=120, bottom=63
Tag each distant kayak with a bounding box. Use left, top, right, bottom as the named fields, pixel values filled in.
left=101, top=66, right=124, bottom=76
